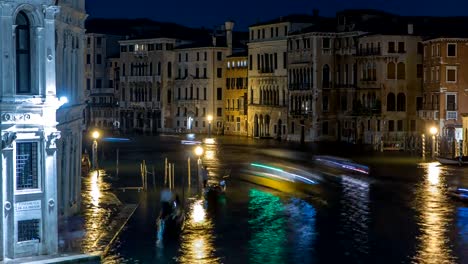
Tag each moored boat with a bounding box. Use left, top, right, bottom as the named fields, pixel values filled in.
left=437, top=156, right=468, bottom=166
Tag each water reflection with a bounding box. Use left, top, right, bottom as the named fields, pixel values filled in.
left=413, top=162, right=456, bottom=264
left=340, top=175, right=370, bottom=259
left=284, top=198, right=316, bottom=263
left=178, top=199, right=218, bottom=263
left=248, top=189, right=286, bottom=263
left=81, top=169, right=116, bottom=253
left=457, top=207, right=468, bottom=263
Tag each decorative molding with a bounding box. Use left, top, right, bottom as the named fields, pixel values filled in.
left=1, top=113, right=42, bottom=123
left=43, top=5, right=60, bottom=20
left=46, top=131, right=61, bottom=155
left=2, top=132, right=17, bottom=150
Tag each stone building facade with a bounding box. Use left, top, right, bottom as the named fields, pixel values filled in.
left=248, top=16, right=315, bottom=139
left=55, top=0, right=87, bottom=218
left=0, top=1, right=64, bottom=259
left=356, top=33, right=423, bottom=150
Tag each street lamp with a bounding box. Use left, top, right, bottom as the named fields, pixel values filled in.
left=194, top=146, right=204, bottom=192
left=430, top=126, right=437, bottom=158
left=207, top=115, right=213, bottom=138
left=92, top=130, right=100, bottom=169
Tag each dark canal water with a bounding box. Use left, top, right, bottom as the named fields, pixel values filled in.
left=84, top=135, right=468, bottom=264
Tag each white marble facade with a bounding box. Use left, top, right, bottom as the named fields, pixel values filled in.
left=0, top=0, right=70, bottom=260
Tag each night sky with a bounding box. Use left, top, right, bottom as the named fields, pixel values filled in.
left=85, top=0, right=468, bottom=30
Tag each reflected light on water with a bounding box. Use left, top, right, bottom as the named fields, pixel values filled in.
left=413, top=163, right=456, bottom=264
left=192, top=200, right=206, bottom=223
left=427, top=162, right=440, bottom=185
left=90, top=170, right=101, bottom=207
left=178, top=199, right=218, bottom=263
left=204, top=150, right=216, bottom=161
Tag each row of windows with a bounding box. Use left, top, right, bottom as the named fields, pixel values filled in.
left=178, top=51, right=223, bottom=62
left=424, top=66, right=457, bottom=83
left=250, top=26, right=288, bottom=40
left=226, top=77, right=248, bottom=89
left=177, top=87, right=208, bottom=100
left=87, top=36, right=102, bottom=48
left=227, top=60, right=247, bottom=68
left=120, top=43, right=174, bottom=52
left=425, top=43, right=457, bottom=57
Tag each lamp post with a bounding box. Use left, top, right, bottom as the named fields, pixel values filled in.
left=92, top=130, right=100, bottom=169
left=194, top=146, right=204, bottom=193
left=430, top=126, right=437, bottom=158
left=207, top=115, right=213, bottom=138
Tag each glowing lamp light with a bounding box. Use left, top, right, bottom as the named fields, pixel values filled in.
left=194, top=146, right=204, bottom=157
left=92, top=131, right=100, bottom=140
left=430, top=127, right=438, bottom=135
left=59, top=96, right=68, bottom=104
left=207, top=115, right=213, bottom=123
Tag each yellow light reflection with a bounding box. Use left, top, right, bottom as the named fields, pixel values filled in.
left=204, top=150, right=215, bottom=161
left=90, top=170, right=101, bottom=207
left=414, top=163, right=456, bottom=263
left=427, top=162, right=440, bottom=185
left=178, top=199, right=219, bottom=263
left=192, top=200, right=206, bottom=223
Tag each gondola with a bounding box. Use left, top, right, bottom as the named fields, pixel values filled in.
left=156, top=199, right=185, bottom=247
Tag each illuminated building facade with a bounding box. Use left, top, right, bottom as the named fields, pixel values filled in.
left=0, top=1, right=65, bottom=259
left=224, top=52, right=248, bottom=136
left=355, top=32, right=423, bottom=149
left=117, top=38, right=177, bottom=134
left=248, top=16, right=316, bottom=139
left=174, top=21, right=234, bottom=134
left=421, top=37, right=468, bottom=154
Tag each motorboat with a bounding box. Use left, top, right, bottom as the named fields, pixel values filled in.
left=314, top=155, right=370, bottom=175
left=437, top=156, right=468, bottom=166
left=156, top=198, right=185, bottom=247
left=448, top=186, right=468, bottom=202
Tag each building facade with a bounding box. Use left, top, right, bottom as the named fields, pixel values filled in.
left=224, top=53, right=248, bottom=136
left=84, top=33, right=121, bottom=132
left=248, top=17, right=315, bottom=139
left=174, top=22, right=234, bottom=134
left=356, top=33, right=423, bottom=150
left=421, top=38, right=468, bottom=155
left=0, top=1, right=63, bottom=259
left=55, top=0, right=87, bottom=218
left=117, top=38, right=177, bottom=134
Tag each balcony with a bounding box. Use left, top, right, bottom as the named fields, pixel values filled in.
left=356, top=48, right=381, bottom=56
left=90, top=88, right=114, bottom=95
left=289, top=83, right=312, bottom=90
left=418, top=110, right=439, bottom=120
left=446, top=111, right=457, bottom=120
left=120, top=76, right=161, bottom=83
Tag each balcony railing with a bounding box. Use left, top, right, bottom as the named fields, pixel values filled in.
left=289, top=83, right=312, bottom=90
left=356, top=48, right=381, bottom=56
left=446, top=111, right=457, bottom=120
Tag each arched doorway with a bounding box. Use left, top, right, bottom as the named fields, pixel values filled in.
left=265, top=115, right=270, bottom=136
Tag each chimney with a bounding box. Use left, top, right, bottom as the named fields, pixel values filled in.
left=408, top=24, right=414, bottom=35
left=212, top=35, right=217, bottom=47
left=313, top=9, right=319, bottom=17
left=225, top=21, right=235, bottom=56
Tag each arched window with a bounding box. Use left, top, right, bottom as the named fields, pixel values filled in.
left=387, top=62, right=396, bottom=79
left=387, top=92, right=396, bottom=111
left=397, top=62, right=405, bottom=80
left=16, top=12, right=31, bottom=94
left=323, top=64, right=330, bottom=88
left=167, top=62, right=172, bottom=78
left=397, top=93, right=406, bottom=111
